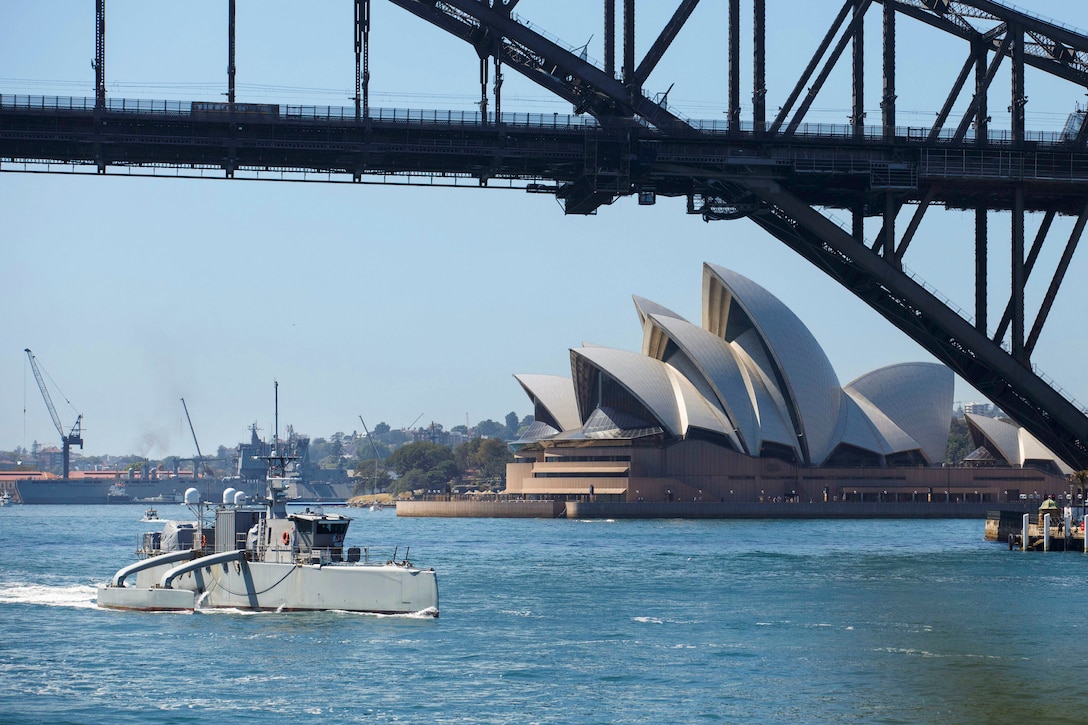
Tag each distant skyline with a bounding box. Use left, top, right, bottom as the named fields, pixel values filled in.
left=5, top=1, right=1088, bottom=457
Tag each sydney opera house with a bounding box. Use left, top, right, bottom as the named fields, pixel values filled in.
left=506, top=263, right=1072, bottom=505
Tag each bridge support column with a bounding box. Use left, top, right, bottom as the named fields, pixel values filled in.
left=728, top=0, right=740, bottom=130
left=974, top=39, right=988, bottom=144
left=1012, top=186, right=1025, bottom=361
left=975, top=208, right=987, bottom=335
left=95, top=0, right=106, bottom=112
left=478, top=56, right=489, bottom=122
left=355, top=0, right=370, bottom=121
left=1011, top=22, right=1025, bottom=146
left=881, top=0, right=895, bottom=141
left=752, top=0, right=765, bottom=135
left=883, top=192, right=895, bottom=261
left=623, top=0, right=634, bottom=87
left=604, top=0, right=615, bottom=78
left=852, top=0, right=864, bottom=139
left=228, top=0, right=236, bottom=105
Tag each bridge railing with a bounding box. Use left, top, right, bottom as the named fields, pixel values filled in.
left=688, top=117, right=1083, bottom=146
left=0, top=94, right=602, bottom=130
left=3, top=94, right=1084, bottom=147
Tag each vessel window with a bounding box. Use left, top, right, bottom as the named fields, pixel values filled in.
left=316, top=522, right=349, bottom=537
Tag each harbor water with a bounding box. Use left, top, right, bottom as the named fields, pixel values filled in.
left=2, top=505, right=1087, bottom=724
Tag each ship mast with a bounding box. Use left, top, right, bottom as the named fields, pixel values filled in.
left=265, top=380, right=292, bottom=518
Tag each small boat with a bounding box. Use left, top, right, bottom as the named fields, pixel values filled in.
left=97, top=383, right=439, bottom=615
left=0, top=490, right=12, bottom=506
left=141, top=507, right=160, bottom=521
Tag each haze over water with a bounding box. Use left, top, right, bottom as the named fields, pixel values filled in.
left=1, top=505, right=1086, bottom=723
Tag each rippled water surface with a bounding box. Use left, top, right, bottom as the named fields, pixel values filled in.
left=2, top=505, right=1087, bottom=723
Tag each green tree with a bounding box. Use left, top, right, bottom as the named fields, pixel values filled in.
left=373, top=423, right=409, bottom=446
left=355, top=439, right=391, bottom=462
left=945, top=416, right=972, bottom=464
left=324, top=432, right=345, bottom=468
left=454, top=437, right=513, bottom=486
left=1071, top=470, right=1088, bottom=502
left=309, top=437, right=330, bottom=464
left=454, top=438, right=478, bottom=472
left=390, top=459, right=458, bottom=495
left=388, top=441, right=455, bottom=476
left=504, top=412, right=520, bottom=439
left=387, top=441, right=459, bottom=494
left=476, top=419, right=505, bottom=438
left=476, top=438, right=512, bottom=481
left=352, top=460, right=392, bottom=495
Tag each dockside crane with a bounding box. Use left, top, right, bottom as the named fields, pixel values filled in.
left=358, top=414, right=383, bottom=493
left=180, top=398, right=213, bottom=480
left=24, top=348, right=83, bottom=478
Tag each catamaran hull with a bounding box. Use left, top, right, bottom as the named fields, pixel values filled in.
left=97, top=560, right=439, bottom=615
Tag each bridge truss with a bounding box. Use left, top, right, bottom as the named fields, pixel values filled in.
left=3, top=0, right=1088, bottom=467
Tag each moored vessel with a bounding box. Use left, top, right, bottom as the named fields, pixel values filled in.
left=13, top=472, right=235, bottom=505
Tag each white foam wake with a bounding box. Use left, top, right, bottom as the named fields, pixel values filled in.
left=0, top=582, right=99, bottom=609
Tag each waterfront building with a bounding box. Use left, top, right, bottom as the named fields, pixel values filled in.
left=506, top=263, right=1071, bottom=504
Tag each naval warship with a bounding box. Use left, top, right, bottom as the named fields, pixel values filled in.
left=14, top=424, right=354, bottom=504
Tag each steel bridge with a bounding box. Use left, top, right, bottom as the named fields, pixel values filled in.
left=3, top=0, right=1088, bottom=468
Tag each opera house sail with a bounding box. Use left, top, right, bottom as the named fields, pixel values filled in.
left=506, top=263, right=1071, bottom=505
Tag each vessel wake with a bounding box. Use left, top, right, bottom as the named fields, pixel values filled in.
left=0, top=582, right=98, bottom=609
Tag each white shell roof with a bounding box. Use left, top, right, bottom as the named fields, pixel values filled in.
left=513, top=374, right=581, bottom=432
left=633, top=295, right=685, bottom=326
left=665, top=366, right=740, bottom=447
left=966, top=413, right=1021, bottom=465
left=570, top=346, right=736, bottom=444
left=572, top=346, right=681, bottom=434
left=840, top=390, right=921, bottom=456
left=966, top=413, right=1073, bottom=475
left=514, top=263, right=958, bottom=470
left=844, top=363, right=953, bottom=465
left=643, top=313, right=760, bottom=455
left=732, top=345, right=802, bottom=457
left=703, top=263, right=842, bottom=465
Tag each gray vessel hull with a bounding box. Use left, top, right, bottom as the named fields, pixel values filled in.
left=13, top=478, right=258, bottom=504
left=98, top=556, right=439, bottom=614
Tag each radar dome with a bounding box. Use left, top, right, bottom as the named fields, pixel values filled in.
left=233, top=490, right=247, bottom=505
left=222, top=487, right=237, bottom=505
left=184, top=487, right=200, bottom=505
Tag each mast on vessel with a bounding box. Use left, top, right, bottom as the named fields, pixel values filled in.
left=265, top=380, right=293, bottom=519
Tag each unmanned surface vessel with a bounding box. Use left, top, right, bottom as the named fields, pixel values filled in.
left=97, top=385, right=439, bottom=615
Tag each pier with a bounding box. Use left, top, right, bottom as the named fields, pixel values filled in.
left=986, top=505, right=1087, bottom=551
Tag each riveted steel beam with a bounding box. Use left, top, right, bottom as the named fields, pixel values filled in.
left=632, top=0, right=701, bottom=90
left=740, top=179, right=1088, bottom=470
left=386, top=0, right=694, bottom=135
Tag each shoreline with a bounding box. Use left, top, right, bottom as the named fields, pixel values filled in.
left=396, top=499, right=1038, bottom=519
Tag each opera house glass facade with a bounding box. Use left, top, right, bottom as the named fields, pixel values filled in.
left=506, top=264, right=1071, bottom=504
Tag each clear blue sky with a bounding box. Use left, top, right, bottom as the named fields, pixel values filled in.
left=3, top=0, right=1087, bottom=458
